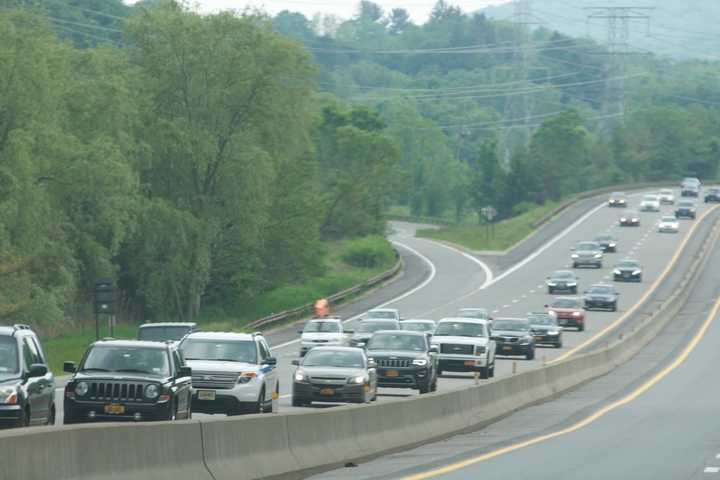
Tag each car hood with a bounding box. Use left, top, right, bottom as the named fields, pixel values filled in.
left=530, top=325, right=560, bottom=332
left=302, top=332, right=343, bottom=341
left=549, top=277, right=576, bottom=283
left=299, top=366, right=366, bottom=378
left=584, top=293, right=614, bottom=300
left=185, top=360, right=258, bottom=373
left=72, top=372, right=170, bottom=383
left=616, top=266, right=640, bottom=271
left=576, top=250, right=601, bottom=256
left=492, top=330, right=530, bottom=338
left=365, top=350, right=426, bottom=359
left=432, top=336, right=489, bottom=346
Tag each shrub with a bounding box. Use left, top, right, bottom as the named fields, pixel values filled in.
left=340, top=236, right=395, bottom=268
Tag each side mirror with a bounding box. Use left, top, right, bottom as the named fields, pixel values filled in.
left=63, top=361, right=76, bottom=374
left=28, top=364, right=48, bottom=378
left=544, top=304, right=549, bottom=308
left=291, top=360, right=300, bottom=366
left=297, top=329, right=304, bottom=334
left=265, top=357, right=277, bottom=366
left=367, top=360, right=377, bottom=369
left=429, top=346, right=439, bottom=354
left=178, top=366, right=192, bottom=378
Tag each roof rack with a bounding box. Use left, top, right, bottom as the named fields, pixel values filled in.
left=13, top=324, right=32, bottom=331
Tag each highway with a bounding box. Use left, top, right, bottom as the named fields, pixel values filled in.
left=51, top=189, right=718, bottom=423
left=309, top=195, right=720, bottom=480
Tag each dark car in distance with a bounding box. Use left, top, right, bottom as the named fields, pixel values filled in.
left=528, top=313, right=563, bottom=349
left=613, top=259, right=643, bottom=282
left=0, top=325, right=55, bottom=428
left=675, top=201, right=697, bottom=219
left=619, top=210, right=640, bottom=227
left=608, top=192, right=628, bottom=207
left=546, top=270, right=579, bottom=294
left=63, top=339, right=192, bottom=424
left=583, top=283, right=620, bottom=312
left=594, top=234, right=618, bottom=253
left=571, top=241, right=604, bottom=269
left=291, top=347, right=376, bottom=406
left=491, top=318, right=535, bottom=360
left=704, top=188, right=720, bottom=203
left=349, top=319, right=400, bottom=348
left=366, top=331, right=438, bottom=394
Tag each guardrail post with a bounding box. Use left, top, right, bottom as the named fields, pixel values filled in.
left=512, top=362, right=517, bottom=374
left=474, top=371, right=479, bottom=385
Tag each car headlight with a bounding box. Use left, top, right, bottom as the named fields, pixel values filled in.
left=613, top=269, right=622, bottom=275
left=632, top=270, right=642, bottom=275
left=238, top=372, right=257, bottom=384
left=572, top=312, right=581, bottom=317
left=294, top=371, right=306, bottom=382
left=566, top=282, right=577, bottom=286
left=594, top=253, right=602, bottom=258
left=0, top=386, right=18, bottom=405
left=620, top=217, right=627, bottom=222
left=145, top=384, right=160, bottom=399
left=475, top=346, right=487, bottom=355
left=348, top=375, right=366, bottom=384
left=75, top=381, right=89, bottom=397
left=547, top=282, right=557, bottom=286
left=547, top=330, right=560, bottom=335
left=571, top=254, right=579, bottom=258
left=412, top=359, right=428, bottom=366
left=609, top=243, right=616, bottom=247
left=632, top=218, right=638, bottom=222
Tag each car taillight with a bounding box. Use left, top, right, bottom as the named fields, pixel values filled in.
left=572, top=312, right=581, bottom=317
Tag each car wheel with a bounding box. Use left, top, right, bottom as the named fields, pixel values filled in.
left=612, top=302, right=618, bottom=312
left=489, top=362, right=495, bottom=378
left=251, top=387, right=265, bottom=414
left=431, top=375, right=438, bottom=392
left=418, top=382, right=431, bottom=394
left=437, top=368, right=443, bottom=376
left=17, top=408, right=30, bottom=427
left=479, top=367, right=489, bottom=380
left=46, top=405, right=56, bottom=426
left=571, top=287, right=577, bottom=294
left=572, top=263, right=578, bottom=269
left=548, top=287, right=553, bottom=294
left=578, top=323, right=585, bottom=332
left=525, top=349, right=535, bottom=361
left=555, top=338, right=563, bottom=349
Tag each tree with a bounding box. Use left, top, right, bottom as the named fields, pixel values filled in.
left=388, top=8, right=411, bottom=35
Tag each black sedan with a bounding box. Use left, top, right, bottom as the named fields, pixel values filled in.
left=583, top=284, right=620, bottom=312
left=527, top=313, right=563, bottom=348
left=614, top=259, right=642, bottom=282
left=546, top=270, right=579, bottom=294
left=608, top=192, right=627, bottom=207
left=675, top=201, right=697, bottom=219
left=619, top=211, right=640, bottom=227
left=593, top=234, right=618, bottom=253
left=705, top=188, right=720, bottom=203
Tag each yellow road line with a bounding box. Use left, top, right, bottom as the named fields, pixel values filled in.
left=402, top=295, right=720, bottom=480
left=550, top=204, right=720, bottom=364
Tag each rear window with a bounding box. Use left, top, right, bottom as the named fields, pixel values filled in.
left=493, top=320, right=530, bottom=332
left=400, top=322, right=435, bottom=332
left=357, top=321, right=399, bottom=333
left=552, top=299, right=579, bottom=308
left=138, top=326, right=192, bottom=342
left=180, top=339, right=257, bottom=363
left=367, top=311, right=397, bottom=320
left=434, top=322, right=486, bottom=337
left=303, top=321, right=340, bottom=333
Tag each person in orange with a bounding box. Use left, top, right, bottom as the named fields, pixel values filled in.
left=314, top=298, right=330, bottom=318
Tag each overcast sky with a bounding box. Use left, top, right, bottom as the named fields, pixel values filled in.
left=133, top=1, right=512, bottom=23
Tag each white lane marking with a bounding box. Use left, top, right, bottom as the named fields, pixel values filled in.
left=425, top=240, right=494, bottom=288
left=716, top=454, right=720, bottom=459
left=704, top=467, right=720, bottom=473
left=271, top=241, right=437, bottom=352
left=529, top=290, right=535, bottom=294
left=503, top=305, right=510, bottom=309
left=512, top=299, right=519, bottom=304
left=521, top=294, right=527, bottom=299
left=492, top=310, right=499, bottom=314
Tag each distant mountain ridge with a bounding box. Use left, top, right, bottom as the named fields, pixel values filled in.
left=482, top=0, right=719, bottom=59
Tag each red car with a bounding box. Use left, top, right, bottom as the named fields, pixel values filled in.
left=546, top=297, right=585, bottom=331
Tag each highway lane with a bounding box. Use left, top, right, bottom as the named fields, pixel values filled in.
left=314, top=200, right=720, bottom=480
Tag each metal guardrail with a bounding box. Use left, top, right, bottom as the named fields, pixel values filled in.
left=246, top=250, right=402, bottom=330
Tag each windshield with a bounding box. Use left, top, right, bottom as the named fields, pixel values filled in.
left=678, top=202, right=694, bottom=207
left=552, top=271, right=574, bottom=279
left=552, top=299, right=579, bottom=308
left=0, top=336, right=19, bottom=374
left=367, top=333, right=426, bottom=351
left=528, top=315, right=556, bottom=326
left=576, top=242, right=599, bottom=250
left=617, top=261, right=640, bottom=269
left=357, top=321, right=399, bottom=333
left=611, top=192, right=625, bottom=198
left=303, top=349, right=364, bottom=368
left=400, top=322, right=435, bottom=332
left=138, top=326, right=192, bottom=342
left=82, top=346, right=170, bottom=376
left=181, top=339, right=257, bottom=363
left=458, top=309, right=488, bottom=319
left=303, top=321, right=340, bottom=333
left=661, top=216, right=676, bottom=222
left=493, top=320, right=530, bottom=332
left=366, top=311, right=397, bottom=320
left=643, top=195, right=658, bottom=201
left=661, top=189, right=673, bottom=194
left=434, top=322, right=486, bottom=337
left=588, top=286, right=613, bottom=294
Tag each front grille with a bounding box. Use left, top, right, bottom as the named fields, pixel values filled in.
left=88, top=381, right=146, bottom=402
left=376, top=358, right=412, bottom=368
left=440, top=344, right=474, bottom=355
left=191, top=371, right=238, bottom=390
left=312, top=339, right=329, bottom=343
left=499, top=337, right=519, bottom=343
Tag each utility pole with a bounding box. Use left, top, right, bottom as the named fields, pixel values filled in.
left=585, top=7, right=653, bottom=132
left=501, top=0, right=542, bottom=168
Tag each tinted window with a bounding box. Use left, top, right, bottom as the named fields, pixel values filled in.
left=23, top=337, right=41, bottom=365
left=617, top=261, right=640, bottom=269
left=0, top=337, right=19, bottom=374
left=552, top=271, right=574, bottom=279
left=552, top=299, right=580, bottom=308
left=367, top=333, right=426, bottom=351
left=661, top=216, right=676, bottom=222
left=458, top=309, right=488, bottom=319
left=82, top=346, right=170, bottom=376
left=357, top=321, right=399, bottom=333
left=303, top=321, right=340, bottom=333
left=576, top=242, right=600, bottom=250
left=138, top=326, right=192, bottom=342
left=434, top=322, right=486, bottom=337
left=588, top=286, right=613, bottom=294
left=303, top=349, right=364, bottom=368
left=367, top=311, right=397, bottom=320
left=172, top=350, right=183, bottom=374
left=258, top=341, right=270, bottom=361
left=528, top=315, right=556, bottom=326
left=400, top=322, right=435, bottom=332
left=493, top=320, right=530, bottom=332
left=181, top=339, right=257, bottom=364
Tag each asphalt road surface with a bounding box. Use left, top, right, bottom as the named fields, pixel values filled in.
left=310, top=195, right=720, bottom=480
left=53, top=189, right=719, bottom=424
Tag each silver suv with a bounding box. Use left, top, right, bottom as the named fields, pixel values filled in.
left=431, top=318, right=496, bottom=379
left=179, top=332, right=278, bottom=415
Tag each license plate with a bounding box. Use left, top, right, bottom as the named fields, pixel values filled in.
left=197, top=390, right=216, bottom=401
left=559, top=320, right=568, bottom=325
left=104, top=404, right=125, bottom=415
left=502, top=346, right=513, bottom=352
left=464, top=360, right=476, bottom=366
left=534, top=336, right=543, bottom=341
left=320, top=388, right=335, bottom=396
left=386, top=370, right=399, bottom=377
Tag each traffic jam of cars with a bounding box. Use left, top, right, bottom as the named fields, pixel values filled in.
left=0, top=184, right=704, bottom=428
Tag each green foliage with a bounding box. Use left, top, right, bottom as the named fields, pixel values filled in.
left=341, top=236, right=396, bottom=268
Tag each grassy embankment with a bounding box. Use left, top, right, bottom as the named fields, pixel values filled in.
left=44, top=236, right=395, bottom=374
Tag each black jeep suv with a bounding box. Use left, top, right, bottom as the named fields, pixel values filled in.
left=366, top=331, right=438, bottom=394
left=0, top=325, right=55, bottom=428
left=63, top=339, right=192, bottom=423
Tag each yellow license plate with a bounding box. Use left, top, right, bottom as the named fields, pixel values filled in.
left=197, top=390, right=216, bottom=401
left=464, top=360, right=476, bottom=366
left=534, top=336, right=543, bottom=341
left=502, top=346, right=513, bottom=352
left=320, top=388, right=335, bottom=396
left=386, top=370, right=399, bottom=377
left=104, top=404, right=125, bottom=415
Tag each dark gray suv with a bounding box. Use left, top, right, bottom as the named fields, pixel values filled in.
left=0, top=325, right=55, bottom=428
